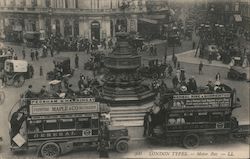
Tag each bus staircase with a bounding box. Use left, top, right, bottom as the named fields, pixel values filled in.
left=109, top=101, right=154, bottom=127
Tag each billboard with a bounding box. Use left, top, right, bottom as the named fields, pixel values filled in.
left=172, top=93, right=231, bottom=109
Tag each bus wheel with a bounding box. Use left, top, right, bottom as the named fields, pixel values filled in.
left=115, top=140, right=128, bottom=153
left=183, top=134, right=200, bottom=149
left=40, top=142, right=60, bottom=158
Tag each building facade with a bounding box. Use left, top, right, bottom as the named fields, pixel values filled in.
left=0, top=0, right=169, bottom=42
left=206, top=0, right=241, bottom=25
left=240, top=0, right=250, bottom=32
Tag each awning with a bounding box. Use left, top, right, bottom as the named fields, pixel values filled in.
left=139, top=18, right=158, bottom=24
left=234, top=14, right=242, bottom=22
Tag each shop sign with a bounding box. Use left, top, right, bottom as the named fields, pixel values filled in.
left=30, top=102, right=99, bottom=115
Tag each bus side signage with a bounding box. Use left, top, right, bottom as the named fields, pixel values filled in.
left=28, top=130, right=83, bottom=140
left=30, top=98, right=95, bottom=105
left=173, top=93, right=231, bottom=108
left=30, top=102, right=99, bottom=115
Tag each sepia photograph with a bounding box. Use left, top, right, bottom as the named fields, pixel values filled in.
left=0, top=0, right=249, bottom=158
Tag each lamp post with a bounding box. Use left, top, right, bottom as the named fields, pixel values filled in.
left=164, top=40, right=167, bottom=64
left=48, top=7, right=53, bottom=37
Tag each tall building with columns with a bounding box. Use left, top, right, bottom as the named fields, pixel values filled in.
left=0, top=0, right=169, bottom=42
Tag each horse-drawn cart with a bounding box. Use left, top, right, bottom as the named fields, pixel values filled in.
left=227, top=66, right=250, bottom=82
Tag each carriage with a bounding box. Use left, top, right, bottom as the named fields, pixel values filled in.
left=138, top=58, right=167, bottom=79
left=47, top=57, right=74, bottom=80
left=227, top=66, right=250, bottom=81
left=2, top=60, right=33, bottom=87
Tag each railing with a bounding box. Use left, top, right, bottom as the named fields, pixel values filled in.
left=0, top=6, right=168, bottom=15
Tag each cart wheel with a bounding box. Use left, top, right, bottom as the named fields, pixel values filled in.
left=183, top=134, right=200, bottom=149
left=13, top=75, right=25, bottom=88
left=152, top=72, right=158, bottom=79
left=232, top=72, right=239, bottom=80
left=115, top=140, right=128, bottom=153
left=40, top=142, right=60, bottom=158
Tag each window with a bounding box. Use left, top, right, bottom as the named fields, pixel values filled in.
left=211, top=112, right=224, bottom=122
left=91, top=119, right=98, bottom=128
left=75, top=0, right=78, bottom=8
left=76, top=118, right=91, bottom=129
left=44, top=119, right=58, bottom=130
left=31, top=0, right=37, bottom=7
left=196, top=112, right=209, bottom=122
left=184, top=112, right=195, bottom=123
left=59, top=119, right=75, bottom=129
left=45, top=0, right=50, bottom=7
left=65, top=0, right=68, bottom=8
left=28, top=120, right=43, bottom=132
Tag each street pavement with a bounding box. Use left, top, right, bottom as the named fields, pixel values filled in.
left=0, top=36, right=249, bottom=158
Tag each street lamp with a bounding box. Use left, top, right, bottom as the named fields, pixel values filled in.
left=164, top=40, right=167, bottom=64
left=48, top=7, right=53, bottom=37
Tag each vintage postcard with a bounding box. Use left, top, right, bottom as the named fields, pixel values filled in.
left=0, top=0, right=249, bottom=158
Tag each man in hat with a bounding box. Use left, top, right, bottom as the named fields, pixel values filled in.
left=39, top=85, right=49, bottom=98
left=199, top=61, right=203, bottom=74
left=24, top=85, right=34, bottom=98
left=66, top=84, right=75, bottom=98
left=187, top=76, right=197, bottom=93
left=206, top=79, right=214, bottom=92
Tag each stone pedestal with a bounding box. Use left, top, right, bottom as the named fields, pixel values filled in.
left=102, top=32, right=155, bottom=106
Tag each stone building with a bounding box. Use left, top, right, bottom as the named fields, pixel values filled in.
left=240, top=0, right=250, bottom=32
left=0, top=0, right=169, bottom=42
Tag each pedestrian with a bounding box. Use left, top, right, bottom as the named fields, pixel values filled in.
left=206, top=79, right=214, bottom=92
left=172, top=75, right=179, bottom=89
left=0, top=69, right=6, bottom=88
left=39, top=85, right=49, bottom=98
left=35, top=49, right=39, bottom=61
left=172, top=55, right=177, bottom=68
left=75, top=54, right=79, bottom=69
left=168, top=65, right=173, bottom=77
left=22, top=48, right=26, bottom=59
left=149, top=44, right=153, bottom=56
left=13, top=53, right=18, bottom=60
left=30, top=49, right=34, bottom=61
left=143, top=111, right=151, bottom=137
left=180, top=68, right=186, bottom=82
left=192, top=41, right=196, bottom=49
left=50, top=46, right=54, bottom=57
left=187, top=76, right=197, bottom=93
left=176, top=68, right=181, bottom=83
left=208, top=52, right=212, bottom=64
left=39, top=66, right=43, bottom=76
left=153, top=45, right=157, bottom=56
left=102, top=38, right=106, bottom=49
left=24, top=85, right=34, bottom=98
left=177, top=61, right=180, bottom=70
left=199, top=61, right=203, bottom=74
left=78, top=76, right=85, bottom=91
left=215, top=72, right=221, bottom=82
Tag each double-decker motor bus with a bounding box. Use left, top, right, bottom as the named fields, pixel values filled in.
left=9, top=97, right=129, bottom=158
left=145, top=90, right=250, bottom=148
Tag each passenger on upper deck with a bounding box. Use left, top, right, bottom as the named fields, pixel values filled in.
left=187, top=76, right=197, bottom=93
